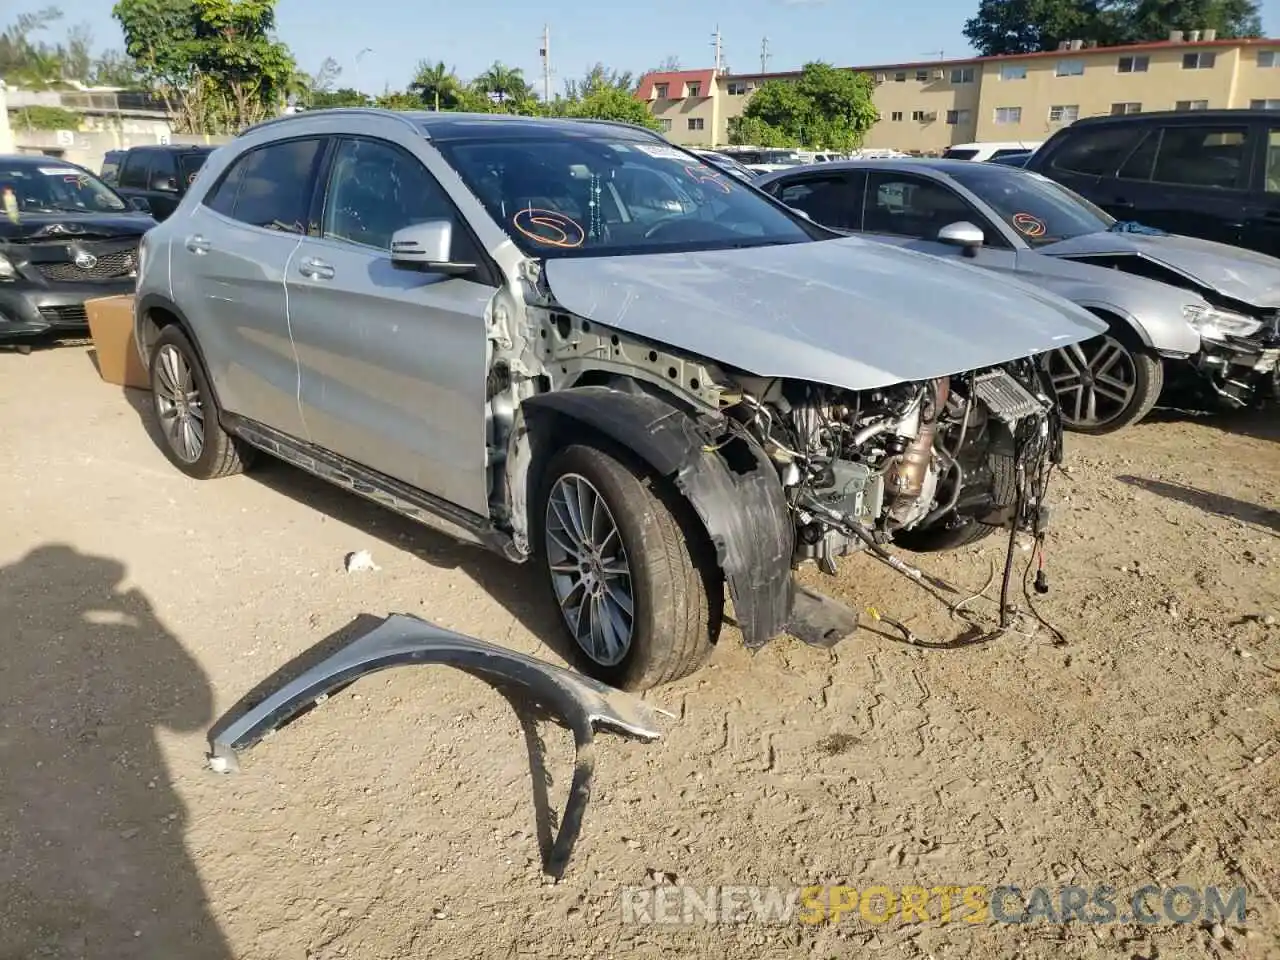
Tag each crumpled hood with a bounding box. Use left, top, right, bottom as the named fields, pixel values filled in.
left=1040, top=231, right=1280, bottom=309
left=543, top=236, right=1106, bottom=392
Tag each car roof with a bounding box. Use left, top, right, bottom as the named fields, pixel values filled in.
left=1065, top=108, right=1276, bottom=128
left=756, top=157, right=1021, bottom=180
left=124, top=143, right=216, bottom=153
left=0, top=154, right=86, bottom=168
left=246, top=108, right=666, bottom=144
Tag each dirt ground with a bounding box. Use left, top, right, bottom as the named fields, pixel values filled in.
left=2, top=343, right=1278, bottom=960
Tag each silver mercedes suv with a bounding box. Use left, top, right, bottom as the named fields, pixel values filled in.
left=133, top=109, right=1104, bottom=689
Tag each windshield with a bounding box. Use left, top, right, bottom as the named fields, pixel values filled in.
left=947, top=164, right=1115, bottom=245
left=437, top=136, right=815, bottom=258
left=0, top=163, right=126, bottom=214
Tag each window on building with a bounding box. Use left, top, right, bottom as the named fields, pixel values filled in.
left=654, top=83, right=669, bottom=98
left=658, top=118, right=672, bottom=131
left=1055, top=59, right=1085, bottom=77
left=1259, top=51, right=1279, bottom=68
left=894, top=71, right=907, bottom=82
left=1048, top=104, right=1080, bottom=123
left=890, top=111, right=904, bottom=121
left=1181, top=52, right=1216, bottom=69
left=1175, top=99, right=1210, bottom=111
left=1250, top=99, right=1280, bottom=110
left=1117, top=55, right=1150, bottom=73
left=911, top=110, right=927, bottom=121
left=950, top=67, right=975, bottom=83
left=686, top=82, right=701, bottom=97
left=1000, top=64, right=1028, bottom=80
left=946, top=109, right=972, bottom=125
left=916, top=69, right=929, bottom=82
left=994, top=106, right=1022, bottom=124
left=687, top=117, right=705, bottom=131
left=1148, top=125, right=1248, bottom=188
left=727, top=81, right=749, bottom=95
left=1111, top=102, right=1143, bottom=115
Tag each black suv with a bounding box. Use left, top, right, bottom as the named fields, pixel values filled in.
left=112, top=144, right=217, bottom=221
left=0, top=155, right=155, bottom=343
left=1026, top=110, right=1280, bottom=258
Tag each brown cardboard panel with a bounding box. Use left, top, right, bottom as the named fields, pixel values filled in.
left=85, top=295, right=149, bottom=390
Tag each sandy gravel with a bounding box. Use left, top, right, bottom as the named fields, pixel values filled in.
left=1, top=343, right=1277, bottom=959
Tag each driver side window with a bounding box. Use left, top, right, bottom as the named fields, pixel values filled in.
left=864, top=171, right=1004, bottom=246
left=322, top=138, right=463, bottom=254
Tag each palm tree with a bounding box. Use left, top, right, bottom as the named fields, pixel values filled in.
left=408, top=60, right=463, bottom=110
left=472, top=61, right=533, bottom=106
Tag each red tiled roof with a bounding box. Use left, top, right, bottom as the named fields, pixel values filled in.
left=634, top=69, right=717, bottom=100
left=721, top=35, right=1278, bottom=81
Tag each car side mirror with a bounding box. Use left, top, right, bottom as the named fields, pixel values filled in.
left=390, top=220, right=476, bottom=276
left=128, top=196, right=152, bottom=213
left=937, top=220, right=984, bottom=257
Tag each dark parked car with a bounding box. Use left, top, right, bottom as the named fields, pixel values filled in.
left=100, top=149, right=125, bottom=184
left=112, top=144, right=218, bottom=221
left=1026, top=110, right=1280, bottom=258
left=0, top=155, right=155, bottom=344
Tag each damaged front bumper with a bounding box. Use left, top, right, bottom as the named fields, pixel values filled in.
left=1192, top=328, right=1280, bottom=407
left=207, top=614, right=668, bottom=878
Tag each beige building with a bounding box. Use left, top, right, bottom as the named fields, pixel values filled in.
left=636, top=33, right=1280, bottom=152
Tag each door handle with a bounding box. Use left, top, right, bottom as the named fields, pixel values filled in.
left=185, top=234, right=210, bottom=254
left=298, top=256, right=335, bottom=280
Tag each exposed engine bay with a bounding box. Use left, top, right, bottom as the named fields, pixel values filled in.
left=723, top=358, right=1060, bottom=571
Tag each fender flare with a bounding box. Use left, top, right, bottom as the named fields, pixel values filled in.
left=520, top=386, right=795, bottom=649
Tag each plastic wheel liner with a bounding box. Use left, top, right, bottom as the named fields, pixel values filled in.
left=207, top=614, right=669, bottom=879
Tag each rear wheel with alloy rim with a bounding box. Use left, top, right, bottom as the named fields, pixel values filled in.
left=1045, top=332, right=1162, bottom=435
left=148, top=325, right=253, bottom=479
left=535, top=443, right=720, bottom=691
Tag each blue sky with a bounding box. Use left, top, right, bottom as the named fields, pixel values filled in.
left=31, top=0, right=1280, bottom=94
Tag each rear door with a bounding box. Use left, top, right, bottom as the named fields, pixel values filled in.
left=170, top=136, right=326, bottom=437
left=115, top=148, right=150, bottom=207
left=1092, top=120, right=1254, bottom=246
left=1241, top=123, right=1280, bottom=258
left=285, top=135, right=497, bottom=514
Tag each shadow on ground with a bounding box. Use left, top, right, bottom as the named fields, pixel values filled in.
left=120, top=387, right=574, bottom=665
left=1147, top=403, right=1280, bottom=444
left=1117, top=474, right=1280, bottom=534
left=0, top=544, right=230, bottom=959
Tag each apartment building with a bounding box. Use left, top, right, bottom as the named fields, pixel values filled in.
left=637, top=32, right=1280, bottom=152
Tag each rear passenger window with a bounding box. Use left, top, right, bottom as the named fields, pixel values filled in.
left=202, top=138, right=322, bottom=234
left=1149, top=126, right=1249, bottom=189
left=775, top=174, right=865, bottom=231
left=1117, top=130, right=1159, bottom=180
left=1048, top=126, right=1145, bottom=176
left=118, top=151, right=149, bottom=189
left=149, top=150, right=178, bottom=190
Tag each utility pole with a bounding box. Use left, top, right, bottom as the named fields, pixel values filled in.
left=711, top=26, right=724, bottom=74
left=760, top=36, right=770, bottom=73
left=540, top=25, right=552, bottom=102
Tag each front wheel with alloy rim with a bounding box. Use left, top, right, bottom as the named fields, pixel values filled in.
left=536, top=443, right=721, bottom=691
left=1044, top=332, right=1162, bottom=435
left=148, top=325, right=253, bottom=479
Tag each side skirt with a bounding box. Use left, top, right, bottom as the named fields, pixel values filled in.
left=224, top=414, right=524, bottom=562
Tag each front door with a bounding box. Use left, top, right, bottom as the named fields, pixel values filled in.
left=286, top=135, right=496, bottom=517
left=170, top=136, right=326, bottom=437
left=1095, top=122, right=1254, bottom=247
left=860, top=170, right=1020, bottom=271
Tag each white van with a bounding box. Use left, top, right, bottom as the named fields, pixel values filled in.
left=941, top=141, right=1042, bottom=162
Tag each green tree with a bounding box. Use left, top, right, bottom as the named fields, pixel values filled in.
left=962, top=0, right=1261, bottom=55
left=113, top=0, right=297, bottom=132
left=374, top=89, right=422, bottom=111
left=408, top=60, right=463, bottom=110
left=559, top=87, right=660, bottom=128
left=9, top=105, right=80, bottom=130
left=729, top=62, right=877, bottom=151
left=311, top=87, right=371, bottom=108
left=564, top=63, right=635, bottom=100
left=472, top=61, right=535, bottom=107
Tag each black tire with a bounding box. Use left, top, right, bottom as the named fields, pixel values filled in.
left=533, top=443, right=720, bottom=691
left=1045, top=331, right=1162, bottom=435
left=148, top=325, right=253, bottom=480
